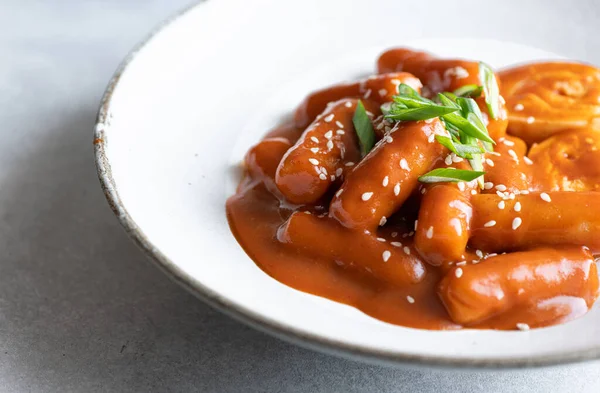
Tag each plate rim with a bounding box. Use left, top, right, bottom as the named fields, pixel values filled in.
left=93, top=0, right=600, bottom=369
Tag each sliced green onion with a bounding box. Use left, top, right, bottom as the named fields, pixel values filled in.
left=456, top=97, right=494, bottom=151
left=438, top=92, right=460, bottom=107
left=352, top=100, right=375, bottom=157
left=453, top=84, right=483, bottom=98
left=435, top=135, right=485, bottom=158
left=441, top=112, right=495, bottom=144
left=385, top=105, right=458, bottom=121
left=418, top=168, right=485, bottom=183
left=462, top=134, right=486, bottom=188
left=397, top=83, right=424, bottom=99
left=479, top=62, right=500, bottom=120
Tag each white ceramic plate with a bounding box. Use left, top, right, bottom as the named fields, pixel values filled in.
left=95, top=0, right=600, bottom=367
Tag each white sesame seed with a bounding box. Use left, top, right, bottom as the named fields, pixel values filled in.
left=456, top=261, right=467, bottom=266
left=408, top=231, right=414, bottom=236
left=455, top=268, right=463, bottom=278
left=303, top=211, right=311, bottom=215
left=400, top=158, right=410, bottom=170
left=508, top=149, right=519, bottom=162
left=336, top=130, right=345, bottom=135
left=406, top=296, right=415, bottom=304
left=514, top=103, right=524, bottom=111
left=335, top=188, right=344, bottom=197
left=498, top=201, right=505, bottom=209
left=382, top=176, right=389, bottom=187
left=335, top=121, right=344, bottom=129
left=458, top=182, right=465, bottom=192
left=485, top=158, right=495, bottom=167
left=540, top=192, right=551, bottom=202
left=523, top=156, right=533, bottom=165
left=414, top=220, right=419, bottom=230
left=444, top=66, right=469, bottom=79
left=476, top=249, right=484, bottom=258
left=471, top=189, right=477, bottom=195
left=361, top=192, right=373, bottom=201
left=378, top=88, right=387, bottom=97
left=444, top=155, right=453, bottom=166
left=324, top=114, right=334, bottom=122
left=344, top=101, right=352, bottom=108
left=385, top=135, right=393, bottom=143
left=514, top=201, right=522, bottom=212
left=382, top=250, right=391, bottom=262
left=403, top=247, right=411, bottom=255
left=377, top=237, right=386, bottom=242
left=527, top=116, right=535, bottom=124
left=310, top=136, right=319, bottom=143
left=520, top=190, right=529, bottom=195
left=327, top=140, right=334, bottom=150
left=512, top=217, right=522, bottom=230
left=319, top=173, right=327, bottom=180
left=495, top=184, right=507, bottom=192
left=345, top=161, right=355, bottom=167
left=426, top=226, right=434, bottom=239
left=335, top=168, right=343, bottom=177
left=390, top=241, right=402, bottom=247
left=308, top=158, right=319, bottom=165
left=503, top=139, right=515, bottom=146
left=379, top=216, right=387, bottom=226
left=310, top=147, right=319, bottom=153
left=484, top=182, right=494, bottom=190
left=364, top=89, right=372, bottom=98
left=376, top=122, right=385, bottom=130
left=516, top=323, right=530, bottom=331
left=330, top=175, right=335, bottom=181
left=324, top=130, right=333, bottom=139
left=366, top=111, right=374, bottom=117
left=450, top=154, right=462, bottom=163
left=484, top=220, right=497, bottom=227
left=394, top=183, right=401, bottom=196
left=320, top=167, right=328, bottom=175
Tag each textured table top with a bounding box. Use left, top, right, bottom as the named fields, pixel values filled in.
left=1, top=1, right=600, bottom=392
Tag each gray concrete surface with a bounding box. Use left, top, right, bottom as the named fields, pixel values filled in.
left=1, top=1, right=600, bottom=391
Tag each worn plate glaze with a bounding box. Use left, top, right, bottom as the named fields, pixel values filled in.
left=95, top=0, right=600, bottom=367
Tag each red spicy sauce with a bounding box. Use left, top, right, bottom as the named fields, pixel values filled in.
left=226, top=49, right=600, bottom=330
